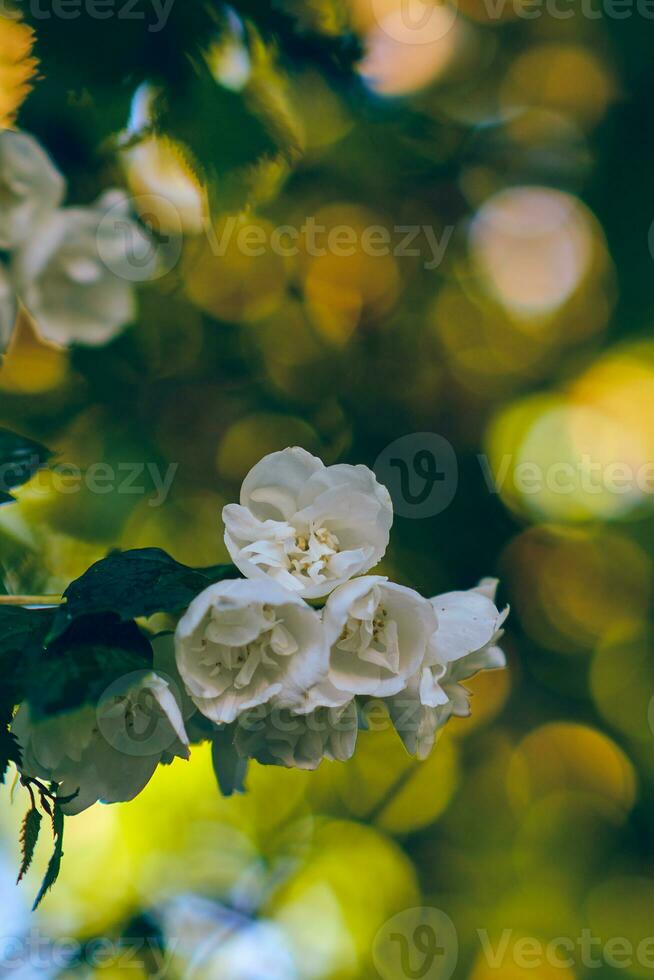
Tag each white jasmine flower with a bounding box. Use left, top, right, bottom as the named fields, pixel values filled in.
left=234, top=700, right=358, bottom=770
left=0, top=130, right=65, bottom=249
left=301, top=575, right=438, bottom=711
left=12, top=191, right=156, bottom=346
left=388, top=579, right=508, bottom=758
left=12, top=672, right=189, bottom=815
left=222, top=447, right=393, bottom=600
left=175, top=578, right=328, bottom=725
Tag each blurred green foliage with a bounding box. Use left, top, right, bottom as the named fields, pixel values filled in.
left=1, top=0, right=654, bottom=977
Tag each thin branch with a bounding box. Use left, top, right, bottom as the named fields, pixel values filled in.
left=0, top=595, right=65, bottom=606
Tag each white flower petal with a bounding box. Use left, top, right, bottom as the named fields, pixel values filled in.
left=223, top=448, right=393, bottom=598
left=321, top=577, right=436, bottom=699
left=175, top=578, right=328, bottom=723
left=429, top=589, right=505, bottom=664
left=240, top=447, right=324, bottom=519
left=0, top=130, right=65, bottom=249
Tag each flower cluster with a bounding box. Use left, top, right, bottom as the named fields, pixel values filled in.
left=13, top=448, right=507, bottom=817
left=176, top=447, right=508, bottom=769
left=0, top=128, right=155, bottom=349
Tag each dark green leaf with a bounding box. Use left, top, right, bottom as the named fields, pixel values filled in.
left=152, top=60, right=278, bottom=212
left=231, top=0, right=363, bottom=75
left=211, top=726, right=248, bottom=797
left=0, top=607, right=56, bottom=706
left=49, top=549, right=239, bottom=642
left=33, top=804, right=65, bottom=911
left=17, top=807, right=42, bottom=884
left=0, top=726, right=22, bottom=786
left=0, top=429, right=53, bottom=505
left=28, top=615, right=153, bottom=720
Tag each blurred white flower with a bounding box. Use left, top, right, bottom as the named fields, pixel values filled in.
left=175, top=578, right=328, bottom=725
left=223, top=447, right=393, bottom=600
left=12, top=191, right=157, bottom=346
left=0, top=129, right=64, bottom=249
left=301, top=575, right=437, bottom=710
left=388, top=579, right=508, bottom=758
left=12, top=672, right=189, bottom=815
left=0, top=260, right=16, bottom=348
left=235, top=700, right=358, bottom=770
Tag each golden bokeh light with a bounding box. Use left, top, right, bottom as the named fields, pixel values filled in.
left=184, top=214, right=288, bottom=323
left=357, top=1, right=465, bottom=97
left=338, top=721, right=460, bottom=833
left=507, top=722, right=637, bottom=821
left=121, top=491, right=231, bottom=568
left=486, top=389, right=649, bottom=523
left=591, top=631, right=654, bottom=743
left=215, top=412, right=321, bottom=484
left=269, top=819, right=419, bottom=978
left=501, top=45, right=617, bottom=129
left=503, top=525, right=651, bottom=655
left=300, top=204, right=401, bottom=346
left=469, top=187, right=595, bottom=317
left=469, top=938, right=577, bottom=980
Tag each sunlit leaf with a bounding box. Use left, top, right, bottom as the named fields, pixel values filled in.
left=33, top=802, right=65, bottom=910
left=17, top=805, right=42, bottom=883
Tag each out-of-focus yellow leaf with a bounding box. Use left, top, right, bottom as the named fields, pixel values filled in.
left=0, top=12, right=38, bottom=126
left=0, top=306, right=69, bottom=394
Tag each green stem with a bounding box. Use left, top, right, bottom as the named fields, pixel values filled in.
left=0, top=595, right=64, bottom=606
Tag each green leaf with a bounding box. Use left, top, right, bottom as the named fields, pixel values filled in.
left=49, top=548, right=239, bottom=642
left=17, top=806, right=42, bottom=884
left=0, top=429, right=53, bottom=505
left=33, top=804, right=65, bottom=911
left=152, top=60, right=279, bottom=212
left=211, top=726, right=249, bottom=797
left=28, top=615, right=153, bottom=720
left=231, top=0, right=363, bottom=75
left=0, top=726, right=22, bottom=786
left=22, top=0, right=222, bottom=147
left=0, top=607, right=56, bottom=706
